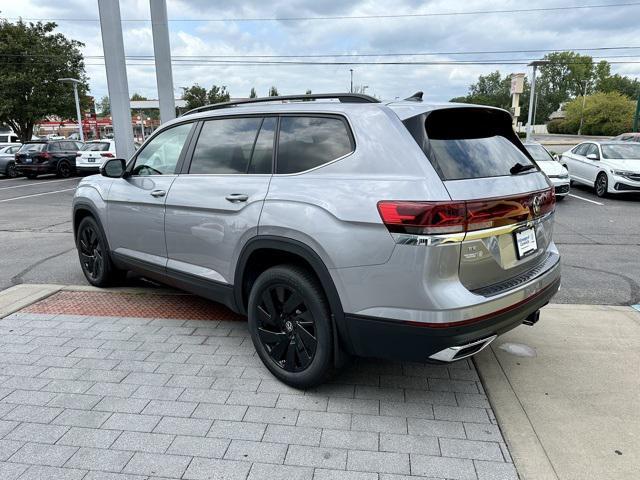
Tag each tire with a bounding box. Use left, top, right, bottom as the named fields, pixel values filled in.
left=56, top=160, right=72, bottom=178
left=595, top=172, right=608, bottom=198
left=5, top=161, right=18, bottom=178
left=248, top=265, right=334, bottom=388
left=25, top=173, right=37, bottom=179
left=76, top=216, right=125, bottom=287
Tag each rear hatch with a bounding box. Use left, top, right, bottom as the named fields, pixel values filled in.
left=401, top=106, right=556, bottom=293
left=15, top=142, right=47, bottom=164
left=78, top=142, right=113, bottom=166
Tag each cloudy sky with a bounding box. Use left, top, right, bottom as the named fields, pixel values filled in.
left=2, top=0, right=640, bottom=103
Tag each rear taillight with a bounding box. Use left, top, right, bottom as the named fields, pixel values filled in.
left=378, top=188, right=555, bottom=235
left=377, top=201, right=466, bottom=234
left=38, top=152, right=51, bottom=162
left=76, top=153, right=81, bottom=157
left=100, top=152, right=115, bottom=158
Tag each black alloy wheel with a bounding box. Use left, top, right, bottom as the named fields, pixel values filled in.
left=6, top=162, right=18, bottom=178
left=595, top=172, right=608, bottom=198
left=78, top=222, right=104, bottom=282
left=57, top=161, right=72, bottom=178
left=256, top=284, right=318, bottom=372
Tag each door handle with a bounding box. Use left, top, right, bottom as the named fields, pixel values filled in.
left=225, top=193, right=249, bottom=203
left=150, top=190, right=166, bottom=198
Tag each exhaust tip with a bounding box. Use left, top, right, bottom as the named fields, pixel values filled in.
left=429, top=335, right=497, bottom=363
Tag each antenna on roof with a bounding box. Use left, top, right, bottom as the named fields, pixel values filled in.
left=404, top=91, right=423, bottom=102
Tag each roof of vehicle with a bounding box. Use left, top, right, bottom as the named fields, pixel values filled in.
left=173, top=94, right=509, bottom=124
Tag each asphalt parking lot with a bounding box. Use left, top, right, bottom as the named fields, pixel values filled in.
left=0, top=173, right=638, bottom=306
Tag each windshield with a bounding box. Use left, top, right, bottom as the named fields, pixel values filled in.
left=18, top=143, right=46, bottom=152
left=82, top=142, right=110, bottom=152
left=601, top=143, right=640, bottom=160
left=524, top=144, right=554, bottom=162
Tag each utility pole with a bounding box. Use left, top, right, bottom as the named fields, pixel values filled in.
left=98, top=0, right=135, bottom=160
left=57, top=78, right=84, bottom=141
left=526, top=60, right=548, bottom=141
left=350, top=69, right=353, bottom=93
left=633, top=90, right=640, bottom=132
left=578, top=80, right=588, bottom=136
left=150, top=0, right=176, bottom=124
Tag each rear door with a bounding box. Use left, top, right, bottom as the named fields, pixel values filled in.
left=565, top=143, right=589, bottom=183
left=106, top=122, right=195, bottom=269
left=404, top=107, right=555, bottom=292
left=581, top=143, right=601, bottom=183
left=164, top=116, right=275, bottom=284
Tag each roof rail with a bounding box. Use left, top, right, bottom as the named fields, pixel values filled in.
left=181, top=93, right=380, bottom=116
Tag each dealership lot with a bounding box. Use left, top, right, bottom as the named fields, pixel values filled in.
left=0, top=174, right=638, bottom=306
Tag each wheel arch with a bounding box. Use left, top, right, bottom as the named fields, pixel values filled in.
left=72, top=202, right=110, bottom=251
left=234, top=236, right=351, bottom=362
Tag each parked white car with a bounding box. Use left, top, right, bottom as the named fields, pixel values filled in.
left=561, top=141, right=640, bottom=197
left=76, top=140, right=116, bottom=173
left=524, top=142, right=570, bottom=200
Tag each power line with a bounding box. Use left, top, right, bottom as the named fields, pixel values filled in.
left=4, top=2, right=640, bottom=22
left=3, top=46, right=640, bottom=60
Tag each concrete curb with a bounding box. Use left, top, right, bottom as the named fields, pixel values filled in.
left=474, top=347, right=559, bottom=480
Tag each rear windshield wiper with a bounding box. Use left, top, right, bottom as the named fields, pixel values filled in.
left=510, top=163, right=537, bottom=175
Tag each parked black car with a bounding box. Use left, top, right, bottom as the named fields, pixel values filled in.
left=14, top=140, right=78, bottom=178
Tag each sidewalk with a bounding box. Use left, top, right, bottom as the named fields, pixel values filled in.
left=475, top=304, right=640, bottom=480
left=0, top=284, right=517, bottom=480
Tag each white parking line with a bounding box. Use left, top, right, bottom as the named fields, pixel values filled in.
left=0, top=187, right=76, bottom=203
left=0, top=177, right=78, bottom=191
left=567, top=193, right=604, bottom=205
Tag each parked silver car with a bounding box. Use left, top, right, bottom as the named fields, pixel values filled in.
left=0, top=145, right=21, bottom=178
left=523, top=142, right=570, bottom=199
left=72, top=94, right=560, bottom=387
left=561, top=141, right=640, bottom=197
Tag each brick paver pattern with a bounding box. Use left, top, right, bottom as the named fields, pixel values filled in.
left=0, top=307, right=518, bottom=480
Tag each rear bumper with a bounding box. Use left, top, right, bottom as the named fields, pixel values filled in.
left=76, top=165, right=101, bottom=173
left=15, top=163, right=54, bottom=174
left=549, top=177, right=570, bottom=196
left=344, top=276, right=559, bottom=362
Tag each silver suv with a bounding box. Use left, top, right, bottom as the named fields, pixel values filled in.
left=72, top=93, right=560, bottom=387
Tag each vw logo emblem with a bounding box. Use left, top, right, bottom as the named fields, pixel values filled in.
left=532, top=195, right=542, bottom=216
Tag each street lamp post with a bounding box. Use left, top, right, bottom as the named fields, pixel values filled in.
left=578, top=80, right=589, bottom=136
left=526, top=60, right=549, bottom=142
left=58, top=78, right=84, bottom=141
left=350, top=69, right=353, bottom=93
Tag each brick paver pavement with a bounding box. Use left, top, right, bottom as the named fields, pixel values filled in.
left=0, top=309, right=518, bottom=480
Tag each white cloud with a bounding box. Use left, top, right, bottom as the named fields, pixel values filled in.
left=1, top=0, right=639, bottom=102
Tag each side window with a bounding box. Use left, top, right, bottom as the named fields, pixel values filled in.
left=584, top=144, right=599, bottom=158
left=276, top=116, right=353, bottom=174
left=131, top=123, right=192, bottom=176
left=63, top=141, right=76, bottom=151
left=189, top=117, right=262, bottom=174
left=248, top=117, right=276, bottom=174
left=48, top=143, right=61, bottom=152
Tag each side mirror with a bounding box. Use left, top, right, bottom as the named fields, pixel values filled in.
left=586, top=153, right=599, bottom=161
left=100, top=158, right=126, bottom=178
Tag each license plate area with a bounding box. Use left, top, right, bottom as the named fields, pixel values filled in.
left=514, top=227, right=537, bottom=259
left=88, top=158, right=96, bottom=163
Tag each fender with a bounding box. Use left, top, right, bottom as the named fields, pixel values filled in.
left=234, top=235, right=353, bottom=361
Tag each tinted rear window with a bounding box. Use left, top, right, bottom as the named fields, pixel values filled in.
left=403, top=108, right=534, bottom=180
left=18, top=143, right=46, bottom=152
left=276, top=116, right=353, bottom=174
left=82, top=142, right=110, bottom=152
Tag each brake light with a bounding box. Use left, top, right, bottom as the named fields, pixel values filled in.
left=378, top=188, right=555, bottom=235
left=100, top=152, right=115, bottom=158
left=76, top=153, right=81, bottom=157
left=38, top=152, right=51, bottom=162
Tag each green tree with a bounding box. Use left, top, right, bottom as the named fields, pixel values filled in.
left=97, top=96, right=110, bottom=116
left=450, top=71, right=530, bottom=122
left=0, top=20, right=87, bottom=141
left=207, top=85, right=230, bottom=104
left=555, top=92, right=634, bottom=135
left=130, top=92, right=147, bottom=101
left=596, top=74, right=640, bottom=99
left=269, top=86, right=279, bottom=97
left=181, top=84, right=208, bottom=110
left=249, top=87, right=257, bottom=98
left=305, top=89, right=312, bottom=95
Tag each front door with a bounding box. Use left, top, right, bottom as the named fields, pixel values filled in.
left=106, top=122, right=194, bottom=269
left=164, top=116, right=276, bottom=285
